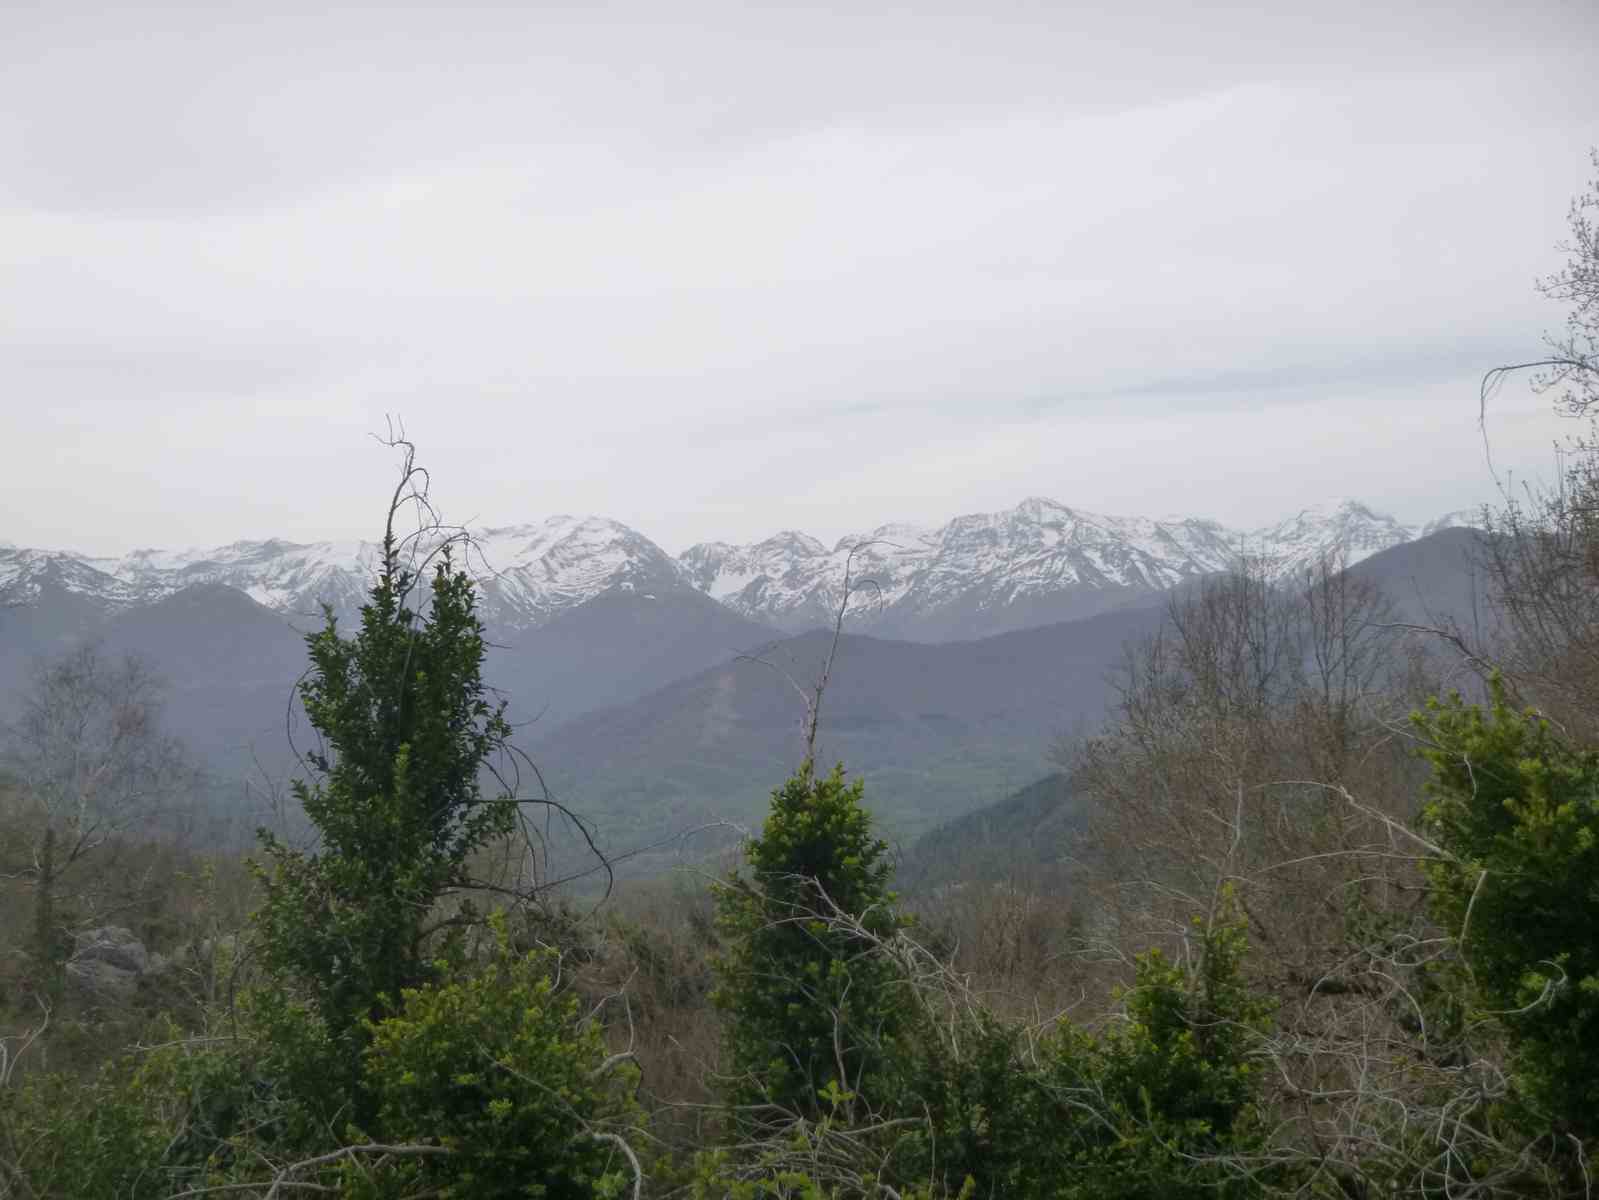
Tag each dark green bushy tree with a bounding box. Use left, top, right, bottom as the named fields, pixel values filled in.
left=0, top=446, right=644, bottom=1197
left=254, top=533, right=515, bottom=1055
left=698, top=900, right=1270, bottom=1200
left=1065, top=911, right=1269, bottom=1200
left=1417, top=683, right=1599, bottom=1139
left=356, top=917, right=637, bottom=1200
left=713, top=761, right=906, bottom=1123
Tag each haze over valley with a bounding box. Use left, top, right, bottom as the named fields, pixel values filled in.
left=0, top=493, right=1490, bottom=860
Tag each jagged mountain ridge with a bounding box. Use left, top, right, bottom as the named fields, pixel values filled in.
left=683, top=498, right=1478, bottom=637
left=525, top=525, right=1495, bottom=866
left=0, top=517, right=689, bottom=634
left=2, top=498, right=1482, bottom=641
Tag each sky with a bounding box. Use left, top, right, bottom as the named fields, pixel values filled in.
left=3, top=1, right=1597, bottom=557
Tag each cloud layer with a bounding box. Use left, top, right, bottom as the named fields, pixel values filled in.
left=3, top=1, right=1595, bottom=554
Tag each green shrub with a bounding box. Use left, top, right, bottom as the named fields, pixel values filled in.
left=1419, top=683, right=1599, bottom=1137
left=713, top=762, right=907, bottom=1125
left=358, top=917, right=639, bottom=1199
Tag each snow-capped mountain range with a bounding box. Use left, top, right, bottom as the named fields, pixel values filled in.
left=0, top=499, right=1483, bottom=642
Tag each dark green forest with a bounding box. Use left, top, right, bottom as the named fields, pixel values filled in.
left=1, top=161, right=1597, bottom=1198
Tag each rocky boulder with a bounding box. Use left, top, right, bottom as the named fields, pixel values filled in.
left=65, top=926, right=167, bottom=998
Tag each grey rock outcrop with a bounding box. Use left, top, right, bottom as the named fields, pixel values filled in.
left=65, top=926, right=167, bottom=998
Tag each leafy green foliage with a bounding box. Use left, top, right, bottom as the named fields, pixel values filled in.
left=1418, top=682, right=1599, bottom=1136
left=1, top=1062, right=175, bottom=1198
left=697, top=901, right=1270, bottom=1200
left=253, top=537, right=515, bottom=1055
left=1, top=937, right=642, bottom=1200
left=713, top=761, right=906, bottom=1122
left=0, top=1011, right=274, bottom=1199
left=356, top=917, right=637, bottom=1200
left=1066, top=911, right=1270, bottom=1200
left=899, top=906, right=1268, bottom=1200
left=887, top=1009, right=1057, bottom=1196
left=0, top=508, right=640, bottom=1193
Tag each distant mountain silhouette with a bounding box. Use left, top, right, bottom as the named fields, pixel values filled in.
left=891, top=529, right=1498, bottom=894
left=496, top=586, right=776, bottom=731
left=0, top=528, right=1498, bottom=869
left=1345, top=525, right=1494, bottom=633
left=3, top=495, right=1482, bottom=646
left=96, top=584, right=312, bottom=779
left=2, top=579, right=780, bottom=826
left=899, top=772, right=1087, bottom=892
left=526, top=602, right=1174, bottom=868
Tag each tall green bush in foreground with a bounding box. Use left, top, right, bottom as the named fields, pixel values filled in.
left=706, top=752, right=1271, bottom=1200
left=232, top=453, right=640, bottom=1192
left=355, top=917, right=637, bottom=1200
left=1063, top=910, right=1270, bottom=1200
left=0, top=451, right=641, bottom=1198
left=698, top=896, right=1271, bottom=1200
left=713, top=761, right=906, bottom=1123
left=1418, top=683, right=1599, bottom=1139
left=253, top=529, right=517, bottom=1086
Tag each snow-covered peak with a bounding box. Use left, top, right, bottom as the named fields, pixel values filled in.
left=479, top=515, right=654, bottom=561
left=843, top=521, right=938, bottom=552
left=690, top=497, right=1249, bottom=634
left=82, top=537, right=388, bottom=619
left=0, top=546, right=137, bottom=607
left=767, top=530, right=830, bottom=554
left=469, top=515, right=689, bottom=627
left=4, top=494, right=1496, bottom=642
left=1238, top=499, right=1416, bottom=577
left=680, top=529, right=834, bottom=610
left=5, top=518, right=685, bottom=632
left=677, top=495, right=1473, bottom=636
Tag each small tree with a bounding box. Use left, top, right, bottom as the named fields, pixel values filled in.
left=252, top=442, right=523, bottom=1104
left=0, top=442, right=643, bottom=1199
left=713, top=760, right=905, bottom=1124
left=0, top=644, right=199, bottom=987
left=254, top=548, right=512, bottom=1031
left=1417, top=684, right=1599, bottom=1141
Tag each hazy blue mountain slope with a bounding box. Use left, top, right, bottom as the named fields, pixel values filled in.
left=97, top=583, right=313, bottom=781
left=0, top=577, right=117, bottom=714
left=0, top=526, right=1498, bottom=870
left=494, top=587, right=777, bottom=729
left=1345, top=526, right=1493, bottom=632
left=3, top=580, right=781, bottom=811
left=891, top=530, right=1497, bottom=894
left=533, top=527, right=1497, bottom=875
left=900, top=772, right=1088, bottom=891
left=527, top=603, right=1171, bottom=864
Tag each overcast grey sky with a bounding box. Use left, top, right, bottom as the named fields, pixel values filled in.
left=3, top=0, right=1596, bottom=556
